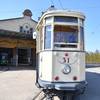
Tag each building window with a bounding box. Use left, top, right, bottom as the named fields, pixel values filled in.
left=27, top=31, right=29, bottom=34
left=20, top=25, right=33, bottom=34
left=24, top=30, right=26, bottom=33
left=26, top=25, right=28, bottom=29
left=30, top=28, right=33, bottom=34
left=20, top=26, right=23, bottom=32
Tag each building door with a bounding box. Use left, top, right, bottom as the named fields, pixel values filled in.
left=18, top=49, right=28, bottom=64
left=0, top=48, right=13, bottom=65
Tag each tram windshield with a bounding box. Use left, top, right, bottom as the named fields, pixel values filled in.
left=54, top=25, right=78, bottom=48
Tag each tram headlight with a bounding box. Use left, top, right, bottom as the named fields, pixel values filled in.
left=62, top=64, right=71, bottom=74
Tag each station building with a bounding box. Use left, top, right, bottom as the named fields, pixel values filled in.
left=0, top=9, right=37, bottom=67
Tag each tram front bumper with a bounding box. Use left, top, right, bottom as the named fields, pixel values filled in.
left=54, top=82, right=87, bottom=91
left=38, top=79, right=87, bottom=92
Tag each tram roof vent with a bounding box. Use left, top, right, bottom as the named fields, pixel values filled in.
left=47, top=5, right=57, bottom=11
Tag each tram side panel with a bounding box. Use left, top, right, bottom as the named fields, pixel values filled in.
left=38, top=51, right=53, bottom=82
left=78, top=52, right=85, bottom=81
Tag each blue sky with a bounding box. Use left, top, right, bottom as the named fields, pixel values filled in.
left=0, top=0, right=100, bottom=52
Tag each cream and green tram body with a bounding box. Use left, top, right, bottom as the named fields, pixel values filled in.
left=36, top=9, right=87, bottom=93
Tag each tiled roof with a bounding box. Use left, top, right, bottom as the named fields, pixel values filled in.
left=0, top=17, right=37, bottom=23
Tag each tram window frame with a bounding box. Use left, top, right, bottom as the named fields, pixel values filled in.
left=45, top=17, right=53, bottom=24
left=54, top=16, right=78, bottom=23
left=39, top=26, right=43, bottom=51
left=54, top=25, right=78, bottom=48
left=80, top=26, right=84, bottom=50
left=44, top=25, right=52, bottom=49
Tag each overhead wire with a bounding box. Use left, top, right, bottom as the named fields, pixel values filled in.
left=47, top=0, right=64, bottom=10
left=49, top=0, right=55, bottom=6
left=57, top=0, right=64, bottom=9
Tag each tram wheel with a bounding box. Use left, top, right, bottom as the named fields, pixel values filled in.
left=59, top=93, right=73, bottom=100
left=63, top=95, right=73, bottom=100
left=42, top=94, right=54, bottom=100
left=45, top=96, right=54, bottom=100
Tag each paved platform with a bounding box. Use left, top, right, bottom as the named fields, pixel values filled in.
left=0, top=68, right=39, bottom=100
left=0, top=66, right=100, bottom=100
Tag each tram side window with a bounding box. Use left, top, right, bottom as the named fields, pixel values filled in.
left=44, top=25, right=51, bottom=49
left=40, top=26, right=43, bottom=51
left=80, top=26, right=84, bottom=50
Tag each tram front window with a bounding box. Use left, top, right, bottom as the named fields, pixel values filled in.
left=54, top=25, right=78, bottom=48
left=54, top=16, right=78, bottom=23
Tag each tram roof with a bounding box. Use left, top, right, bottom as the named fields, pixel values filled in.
left=37, top=9, right=85, bottom=29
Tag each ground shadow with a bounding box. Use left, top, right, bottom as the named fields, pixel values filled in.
left=0, top=65, right=35, bottom=72
left=86, top=63, right=100, bottom=68
left=76, top=69, right=100, bottom=100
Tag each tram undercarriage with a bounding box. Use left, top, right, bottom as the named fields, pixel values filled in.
left=34, top=77, right=87, bottom=100
left=33, top=88, right=86, bottom=100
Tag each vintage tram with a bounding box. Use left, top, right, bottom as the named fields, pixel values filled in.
left=35, top=7, right=87, bottom=100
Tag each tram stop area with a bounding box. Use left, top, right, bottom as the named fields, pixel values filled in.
left=0, top=65, right=100, bottom=100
